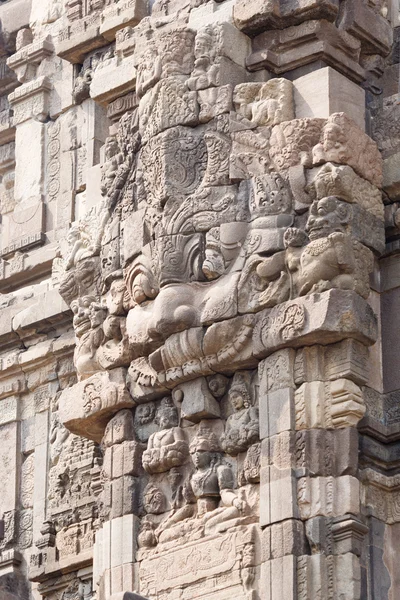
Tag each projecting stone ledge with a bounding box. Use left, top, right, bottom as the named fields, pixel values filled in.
left=58, top=367, right=135, bottom=442
left=253, top=289, right=378, bottom=358
left=145, top=290, right=377, bottom=389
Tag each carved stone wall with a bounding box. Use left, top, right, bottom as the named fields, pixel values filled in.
left=0, top=0, right=398, bottom=599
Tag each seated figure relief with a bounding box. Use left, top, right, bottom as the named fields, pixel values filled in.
left=256, top=196, right=374, bottom=303
left=187, top=26, right=219, bottom=91
left=72, top=296, right=106, bottom=380
left=221, top=374, right=259, bottom=456
left=142, top=398, right=189, bottom=474
left=189, top=426, right=248, bottom=531
left=154, top=425, right=248, bottom=543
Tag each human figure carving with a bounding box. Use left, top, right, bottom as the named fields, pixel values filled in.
left=136, top=45, right=162, bottom=98
left=189, top=427, right=247, bottom=531
left=142, top=398, right=188, bottom=474
left=72, top=297, right=106, bottom=380
left=221, top=375, right=259, bottom=455
left=256, top=196, right=373, bottom=301
left=187, top=26, right=219, bottom=91
left=64, top=225, right=95, bottom=271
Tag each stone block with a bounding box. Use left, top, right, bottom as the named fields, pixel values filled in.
left=261, top=555, right=297, bottom=600
left=294, top=346, right=325, bottom=385
left=0, top=0, right=31, bottom=44
left=293, top=67, right=365, bottom=130
left=307, top=162, right=384, bottom=221
left=103, top=409, right=135, bottom=447
left=266, top=432, right=296, bottom=470
left=56, top=22, right=106, bottom=65
left=325, top=339, right=370, bottom=386
left=382, top=152, right=400, bottom=201
left=105, top=441, right=143, bottom=479
left=335, top=553, right=362, bottom=599
left=253, top=290, right=378, bottom=359
left=58, top=368, right=135, bottom=442
left=176, top=376, right=220, bottom=422
left=338, top=0, right=393, bottom=56
left=188, top=0, right=236, bottom=29
left=269, top=519, right=307, bottom=558
left=234, top=0, right=338, bottom=34
left=330, top=378, right=366, bottom=427
left=247, top=21, right=365, bottom=85
left=294, top=381, right=326, bottom=430
left=259, top=349, right=296, bottom=393
left=111, top=476, right=140, bottom=518
left=90, top=55, right=137, bottom=105
left=100, top=0, right=149, bottom=42
left=123, top=208, right=148, bottom=265
left=295, top=428, right=359, bottom=477
left=332, top=515, right=368, bottom=556
left=312, top=113, right=382, bottom=187
left=12, top=288, right=70, bottom=334
left=297, top=475, right=360, bottom=519
left=259, top=387, right=295, bottom=439
left=260, top=465, right=298, bottom=526
left=8, top=77, right=52, bottom=125
left=0, top=397, right=19, bottom=426
left=203, top=314, right=258, bottom=373
left=1, top=201, right=45, bottom=258
left=0, top=422, right=18, bottom=512
left=107, top=92, right=138, bottom=122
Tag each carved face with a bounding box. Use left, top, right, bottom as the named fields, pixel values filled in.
left=191, top=449, right=212, bottom=469
left=194, top=32, right=212, bottom=58
left=208, top=374, right=228, bottom=398
left=202, top=248, right=225, bottom=280
left=306, top=197, right=349, bottom=241
left=71, top=296, right=96, bottom=337
left=89, top=303, right=106, bottom=328
left=104, top=137, right=120, bottom=161
left=230, top=391, right=245, bottom=411
left=322, top=122, right=344, bottom=150
left=135, top=403, right=155, bottom=425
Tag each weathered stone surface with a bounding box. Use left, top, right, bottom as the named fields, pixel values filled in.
left=58, top=368, right=135, bottom=442
left=253, top=290, right=378, bottom=358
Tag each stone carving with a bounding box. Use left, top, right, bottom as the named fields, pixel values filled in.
left=308, top=162, right=384, bottom=220
left=312, top=113, right=382, bottom=187
left=221, top=373, right=259, bottom=455
left=143, top=483, right=165, bottom=514
left=189, top=427, right=247, bottom=525
left=233, top=79, right=294, bottom=127
left=256, top=196, right=374, bottom=302
left=239, top=443, right=261, bottom=485
left=142, top=397, right=189, bottom=473
left=71, top=296, right=106, bottom=380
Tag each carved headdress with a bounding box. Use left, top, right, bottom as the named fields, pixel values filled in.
left=229, top=373, right=251, bottom=408
left=190, top=426, right=221, bottom=453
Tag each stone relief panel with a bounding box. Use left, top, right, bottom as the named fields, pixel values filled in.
left=51, top=20, right=384, bottom=588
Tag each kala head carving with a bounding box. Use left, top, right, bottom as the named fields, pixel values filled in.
left=306, top=196, right=351, bottom=240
